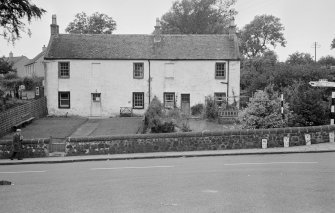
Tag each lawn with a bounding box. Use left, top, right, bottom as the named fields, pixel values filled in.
left=0, top=116, right=87, bottom=141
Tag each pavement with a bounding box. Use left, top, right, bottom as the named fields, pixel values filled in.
left=1, top=142, right=335, bottom=165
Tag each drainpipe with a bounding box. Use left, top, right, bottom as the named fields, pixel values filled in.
left=148, top=60, right=151, bottom=105
left=227, top=60, right=230, bottom=98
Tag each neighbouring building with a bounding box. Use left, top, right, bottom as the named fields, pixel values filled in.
left=24, top=45, right=47, bottom=78
left=44, top=15, right=240, bottom=117
left=4, top=52, right=30, bottom=77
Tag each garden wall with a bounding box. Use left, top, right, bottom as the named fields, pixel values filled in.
left=0, top=138, right=50, bottom=159
left=0, top=97, right=47, bottom=137
left=65, top=125, right=335, bottom=156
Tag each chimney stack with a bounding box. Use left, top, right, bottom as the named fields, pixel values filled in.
left=228, top=18, right=236, bottom=39
left=50, top=14, right=59, bottom=35
left=9, top=51, right=13, bottom=58
left=154, top=18, right=161, bottom=43
left=42, top=45, right=46, bottom=52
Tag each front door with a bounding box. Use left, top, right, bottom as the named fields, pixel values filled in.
left=91, top=93, right=102, bottom=116
left=181, top=94, right=190, bottom=115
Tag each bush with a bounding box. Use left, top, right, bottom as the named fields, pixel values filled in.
left=191, top=103, right=204, bottom=116
left=23, top=77, right=34, bottom=90
left=205, top=96, right=219, bottom=120
left=238, top=87, right=292, bottom=129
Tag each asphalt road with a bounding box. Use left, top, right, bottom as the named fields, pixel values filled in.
left=1, top=153, right=335, bottom=213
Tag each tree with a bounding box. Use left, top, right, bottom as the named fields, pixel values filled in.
left=285, top=52, right=314, bottom=65
left=160, top=0, right=237, bottom=34
left=0, top=0, right=46, bottom=43
left=318, top=55, right=335, bottom=67
left=239, top=14, right=286, bottom=58
left=65, top=12, right=117, bottom=34
left=331, top=38, right=335, bottom=49
left=0, top=57, right=16, bottom=75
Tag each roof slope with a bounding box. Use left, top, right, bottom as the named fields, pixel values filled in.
left=25, top=51, right=45, bottom=66
left=5, top=56, right=29, bottom=64
left=44, top=34, right=240, bottom=60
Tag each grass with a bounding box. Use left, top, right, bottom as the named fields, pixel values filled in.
left=0, top=116, right=87, bottom=140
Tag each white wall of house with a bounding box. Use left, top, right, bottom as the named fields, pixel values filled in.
left=150, top=60, right=240, bottom=108
left=25, top=56, right=45, bottom=78
left=45, top=60, right=149, bottom=117
left=45, top=59, right=240, bottom=117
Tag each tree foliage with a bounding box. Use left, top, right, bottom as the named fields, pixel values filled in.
left=239, top=88, right=292, bottom=129
left=0, top=0, right=46, bottom=43
left=160, top=0, right=237, bottom=34
left=0, top=57, right=16, bottom=75
left=65, top=12, right=117, bottom=34
left=318, top=55, right=335, bottom=67
left=239, top=14, right=286, bottom=58
left=331, top=37, right=335, bottom=49
left=285, top=52, right=314, bottom=65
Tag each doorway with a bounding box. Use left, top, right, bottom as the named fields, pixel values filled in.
left=91, top=93, right=102, bottom=116
left=181, top=94, right=190, bottom=115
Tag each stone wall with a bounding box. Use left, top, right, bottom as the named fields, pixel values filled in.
left=0, top=138, right=50, bottom=159
left=65, top=125, right=335, bottom=156
left=0, top=97, right=48, bottom=137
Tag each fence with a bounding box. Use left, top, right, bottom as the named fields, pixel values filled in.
left=0, top=97, right=47, bottom=137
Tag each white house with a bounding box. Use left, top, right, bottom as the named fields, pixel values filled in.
left=44, top=16, right=240, bottom=117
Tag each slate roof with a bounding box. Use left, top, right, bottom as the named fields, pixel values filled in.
left=4, top=56, right=28, bottom=64
left=44, top=34, right=240, bottom=60
left=25, top=51, right=45, bottom=66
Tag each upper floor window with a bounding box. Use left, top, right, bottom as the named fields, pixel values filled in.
left=59, top=62, right=70, bottom=78
left=133, top=63, right=144, bottom=79
left=215, top=62, right=226, bottom=79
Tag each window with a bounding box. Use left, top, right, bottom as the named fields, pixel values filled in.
left=214, top=92, right=226, bottom=108
left=92, top=93, right=101, bottom=102
left=215, top=63, right=226, bottom=79
left=59, top=62, right=70, bottom=78
left=164, top=92, right=175, bottom=109
left=58, top=92, right=70, bottom=108
left=133, top=63, right=144, bottom=79
left=133, top=92, right=144, bottom=109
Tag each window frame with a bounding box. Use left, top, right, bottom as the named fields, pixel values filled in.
left=133, top=63, right=144, bottom=79
left=164, top=92, right=176, bottom=109
left=58, top=91, right=70, bottom=109
left=132, top=92, right=144, bottom=109
left=215, top=62, right=226, bottom=79
left=92, top=93, right=101, bottom=102
left=58, top=62, right=70, bottom=78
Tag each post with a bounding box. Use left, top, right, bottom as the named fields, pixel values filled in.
left=281, top=94, right=284, bottom=119
left=332, top=90, right=335, bottom=125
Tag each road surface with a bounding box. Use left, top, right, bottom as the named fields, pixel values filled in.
left=1, top=153, right=335, bottom=213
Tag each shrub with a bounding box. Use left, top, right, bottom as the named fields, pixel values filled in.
left=191, top=103, right=204, bottom=116
left=205, top=96, right=219, bottom=120
left=238, top=88, right=292, bottom=129
left=23, top=77, right=34, bottom=90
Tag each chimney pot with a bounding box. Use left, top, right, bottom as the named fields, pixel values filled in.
left=42, top=45, right=46, bottom=52
left=9, top=51, right=13, bottom=58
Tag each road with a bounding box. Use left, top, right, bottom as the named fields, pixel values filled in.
left=1, top=153, right=335, bottom=213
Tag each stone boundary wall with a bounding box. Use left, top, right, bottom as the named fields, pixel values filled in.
left=65, top=125, right=335, bottom=156
left=0, top=138, right=50, bottom=159
left=0, top=97, right=48, bottom=137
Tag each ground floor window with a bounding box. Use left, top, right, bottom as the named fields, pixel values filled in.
left=92, top=93, right=101, bottom=102
left=214, top=92, right=226, bottom=108
left=164, top=92, right=175, bottom=109
left=133, top=92, right=144, bottom=109
left=58, top=91, right=70, bottom=108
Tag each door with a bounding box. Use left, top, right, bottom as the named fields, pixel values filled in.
left=91, top=93, right=102, bottom=116
left=181, top=94, right=190, bottom=115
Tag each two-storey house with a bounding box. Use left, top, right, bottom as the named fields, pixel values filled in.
left=44, top=15, right=240, bottom=117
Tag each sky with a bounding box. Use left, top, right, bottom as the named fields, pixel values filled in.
left=1, top=0, right=335, bottom=62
